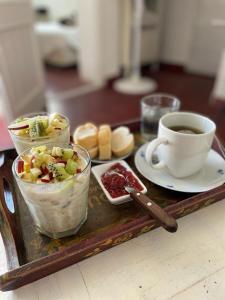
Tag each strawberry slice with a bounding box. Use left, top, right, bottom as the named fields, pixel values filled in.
left=77, top=168, right=81, bottom=173
left=8, top=121, right=29, bottom=131
left=17, top=160, right=24, bottom=173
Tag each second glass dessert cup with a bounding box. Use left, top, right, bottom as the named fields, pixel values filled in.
left=9, top=112, right=70, bottom=155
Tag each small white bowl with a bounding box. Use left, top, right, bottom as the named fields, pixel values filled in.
left=91, top=160, right=147, bottom=205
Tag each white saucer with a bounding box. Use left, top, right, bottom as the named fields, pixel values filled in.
left=135, top=143, right=225, bottom=193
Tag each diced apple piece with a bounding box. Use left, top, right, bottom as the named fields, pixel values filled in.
left=30, top=168, right=42, bottom=178
left=22, top=173, right=33, bottom=181
left=8, top=121, right=29, bottom=131
left=41, top=174, right=50, bottom=183
left=17, top=160, right=24, bottom=173
left=31, top=145, right=47, bottom=154
left=55, top=163, right=66, bottom=168
left=57, top=159, right=67, bottom=164
left=52, top=147, right=63, bottom=157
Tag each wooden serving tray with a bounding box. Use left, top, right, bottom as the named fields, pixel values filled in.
left=0, top=121, right=225, bottom=291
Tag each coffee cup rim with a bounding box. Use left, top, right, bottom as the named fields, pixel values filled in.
left=159, top=111, right=216, bottom=137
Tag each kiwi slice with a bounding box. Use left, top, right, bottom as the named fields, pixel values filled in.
left=29, top=119, right=46, bottom=137
left=48, top=163, right=70, bottom=181
left=62, top=149, right=74, bottom=160
left=40, top=116, right=49, bottom=129
left=65, top=159, right=78, bottom=175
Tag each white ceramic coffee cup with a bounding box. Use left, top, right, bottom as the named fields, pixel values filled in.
left=145, top=112, right=216, bottom=178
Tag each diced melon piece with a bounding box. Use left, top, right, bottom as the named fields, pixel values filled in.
left=65, top=159, right=78, bottom=175
left=62, top=148, right=74, bottom=160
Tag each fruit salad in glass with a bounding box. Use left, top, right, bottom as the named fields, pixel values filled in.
left=8, top=112, right=70, bottom=155
left=12, top=144, right=91, bottom=238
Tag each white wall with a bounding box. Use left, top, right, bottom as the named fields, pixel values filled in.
left=186, top=0, right=225, bottom=76
left=77, top=0, right=119, bottom=84
left=160, top=0, right=196, bottom=66
left=33, top=0, right=78, bottom=20
left=0, top=0, right=45, bottom=123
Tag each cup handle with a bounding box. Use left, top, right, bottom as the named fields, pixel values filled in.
left=145, top=137, right=168, bottom=169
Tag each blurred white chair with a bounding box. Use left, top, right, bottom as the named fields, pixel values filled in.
left=0, top=0, right=45, bottom=124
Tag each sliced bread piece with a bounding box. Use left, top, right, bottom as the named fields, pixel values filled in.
left=112, top=126, right=134, bottom=157
left=98, top=124, right=112, bottom=160
left=99, top=144, right=111, bottom=160
left=98, top=125, right=111, bottom=145
left=73, top=122, right=98, bottom=150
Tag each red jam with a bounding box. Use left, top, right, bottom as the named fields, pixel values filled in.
left=101, top=163, right=143, bottom=198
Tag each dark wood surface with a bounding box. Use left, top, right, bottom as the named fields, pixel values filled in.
left=46, top=67, right=225, bottom=142
left=0, top=121, right=224, bottom=291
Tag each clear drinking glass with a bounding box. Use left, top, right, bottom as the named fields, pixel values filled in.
left=141, top=94, right=181, bottom=140
left=9, top=112, right=70, bottom=155
left=12, top=144, right=91, bottom=239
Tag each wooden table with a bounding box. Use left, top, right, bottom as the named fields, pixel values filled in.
left=1, top=200, right=225, bottom=300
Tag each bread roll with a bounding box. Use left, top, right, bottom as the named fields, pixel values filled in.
left=112, top=126, right=134, bottom=157
left=73, top=122, right=98, bottom=150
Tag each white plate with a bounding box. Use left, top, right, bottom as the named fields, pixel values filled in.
left=135, top=143, right=225, bottom=193
left=91, top=160, right=147, bottom=205
left=92, top=152, right=132, bottom=164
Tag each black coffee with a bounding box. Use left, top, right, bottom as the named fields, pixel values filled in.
left=169, top=126, right=204, bottom=134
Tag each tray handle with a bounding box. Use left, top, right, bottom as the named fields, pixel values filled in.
left=214, top=135, right=225, bottom=159
left=0, top=153, right=26, bottom=268
left=2, top=177, right=16, bottom=225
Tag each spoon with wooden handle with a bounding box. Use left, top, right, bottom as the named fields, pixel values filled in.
left=106, top=170, right=178, bottom=233
left=125, top=186, right=178, bottom=233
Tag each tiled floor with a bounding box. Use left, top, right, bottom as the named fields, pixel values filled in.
left=45, top=65, right=86, bottom=95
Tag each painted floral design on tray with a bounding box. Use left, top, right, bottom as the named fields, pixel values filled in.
left=166, top=184, right=174, bottom=189
left=217, top=169, right=224, bottom=175
left=140, top=151, right=145, bottom=159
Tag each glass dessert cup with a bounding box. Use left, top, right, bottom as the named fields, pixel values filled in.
left=9, top=112, right=70, bottom=155
left=12, top=144, right=91, bottom=239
